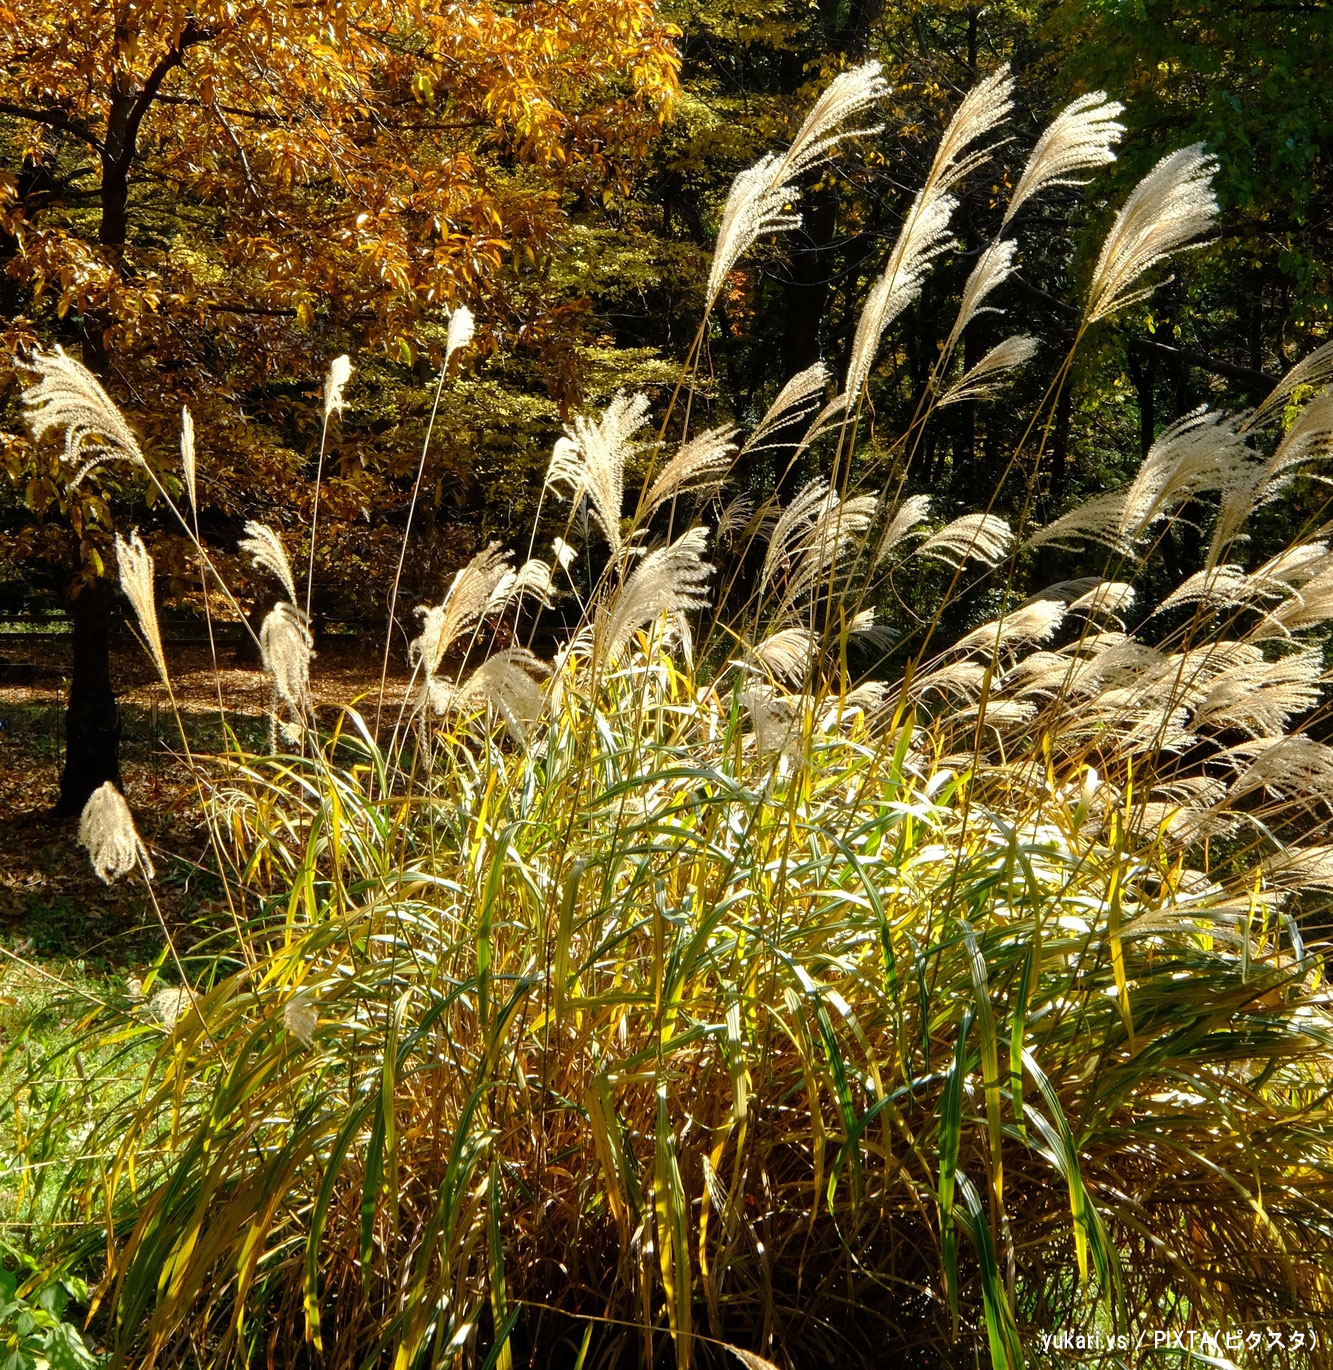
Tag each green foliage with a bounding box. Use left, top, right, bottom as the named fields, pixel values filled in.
left=0, top=1256, right=100, bottom=1370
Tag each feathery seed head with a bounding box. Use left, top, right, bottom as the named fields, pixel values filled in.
left=446, top=306, right=476, bottom=368
left=115, top=530, right=168, bottom=684
left=79, top=782, right=154, bottom=884
left=916, top=512, right=1012, bottom=568
left=945, top=238, right=1018, bottom=352
left=322, top=354, right=352, bottom=423
left=940, top=335, right=1038, bottom=406
left=645, top=426, right=739, bottom=515
left=1003, top=93, right=1125, bottom=227
left=240, top=521, right=299, bottom=604
left=598, top=526, right=713, bottom=663
left=19, top=345, right=145, bottom=486
left=706, top=61, right=888, bottom=306
left=260, top=601, right=314, bottom=723
left=1085, top=144, right=1218, bottom=324
left=180, top=405, right=197, bottom=517
left=410, top=543, right=513, bottom=678
left=925, top=64, right=1015, bottom=198
left=284, top=991, right=318, bottom=1047
left=545, top=391, right=651, bottom=559
left=743, top=365, right=830, bottom=453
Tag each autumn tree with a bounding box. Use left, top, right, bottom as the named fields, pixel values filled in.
left=0, top=0, right=680, bottom=812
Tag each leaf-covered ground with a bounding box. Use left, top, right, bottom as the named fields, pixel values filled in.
left=0, top=635, right=409, bottom=972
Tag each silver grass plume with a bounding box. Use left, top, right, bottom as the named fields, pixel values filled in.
left=79, top=781, right=154, bottom=883
left=705, top=61, right=888, bottom=306
left=738, top=684, right=803, bottom=760
left=947, top=697, right=1038, bottom=734
left=1255, top=388, right=1333, bottom=501
left=1253, top=542, right=1333, bottom=593
left=115, top=531, right=167, bottom=684
left=939, top=335, right=1038, bottom=406
left=1258, top=566, right=1333, bottom=638
left=545, top=391, right=651, bottom=559
left=440, top=647, right=550, bottom=747
left=925, top=65, right=1016, bottom=197
left=750, top=626, right=819, bottom=684
left=1084, top=144, right=1219, bottom=324
left=552, top=537, right=578, bottom=572
left=777, top=489, right=878, bottom=615
left=1209, top=389, right=1333, bottom=562
left=240, top=521, right=298, bottom=604
left=1262, top=846, right=1333, bottom=893
left=872, top=494, right=932, bottom=566
left=1002, top=93, right=1125, bottom=227
left=818, top=68, right=1012, bottom=408
left=180, top=405, right=197, bottom=518
left=843, top=189, right=957, bottom=405
left=1117, top=408, right=1254, bottom=540
left=760, top=479, right=834, bottom=594
left=410, top=543, right=512, bottom=678
left=714, top=494, right=757, bottom=541
left=1068, top=580, right=1136, bottom=622
left=487, top=557, right=557, bottom=614
left=1245, top=340, right=1333, bottom=431
left=943, top=239, right=1018, bottom=353
left=1155, top=565, right=1264, bottom=616
left=644, top=426, right=739, bottom=514
left=742, top=365, right=830, bottom=453
left=953, top=599, right=1066, bottom=655
left=1190, top=648, right=1323, bottom=738
left=916, top=512, right=1012, bottom=568
left=322, top=354, right=352, bottom=423
left=19, top=345, right=145, bottom=486
left=260, top=601, right=314, bottom=727
left=446, top=305, right=476, bottom=368
left=597, top=526, right=713, bottom=663
left=911, top=660, right=989, bottom=702
left=1028, top=409, right=1254, bottom=553
left=284, top=991, right=318, bottom=1047
left=1226, top=734, right=1333, bottom=806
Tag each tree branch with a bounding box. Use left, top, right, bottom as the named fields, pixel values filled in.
left=1128, top=337, right=1275, bottom=394
left=0, top=101, right=104, bottom=153
left=116, top=19, right=219, bottom=173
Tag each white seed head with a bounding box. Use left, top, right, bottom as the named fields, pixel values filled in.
left=1085, top=144, right=1219, bottom=324
left=644, top=426, right=739, bottom=515
left=940, top=335, right=1038, bottom=406
left=916, top=513, right=1012, bottom=568
left=705, top=61, right=888, bottom=306
left=322, top=354, right=352, bottom=423
left=597, top=526, right=713, bottom=662
left=79, top=782, right=154, bottom=884
left=240, top=521, right=299, bottom=604
left=1003, top=92, right=1125, bottom=227
left=115, top=530, right=168, bottom=684
left=180, top=405, right=197, bottom=517
left=446, top=305, right=476, bottom=367
left=18, top=345, right=145, bottom=486
left=544, top=391, right=651, bottom=560
left=260, top=601, right=314, bottom=721
left=284, top=990, right=319, bottom=1046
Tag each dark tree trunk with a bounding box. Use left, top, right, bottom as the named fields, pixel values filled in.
left=60, top=30, right=140, bottom=809
left=57, top=579, right=122, bottom=815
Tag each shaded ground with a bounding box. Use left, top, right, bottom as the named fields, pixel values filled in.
left=0, top=632, right=410, bottom=977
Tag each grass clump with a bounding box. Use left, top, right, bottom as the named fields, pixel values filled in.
left=6, top=60, right=1333, bottom=1370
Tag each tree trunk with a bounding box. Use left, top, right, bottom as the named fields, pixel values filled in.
left=60, top=53, right=135, bottom=807
left=57, top=579, right=122, bottom=815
